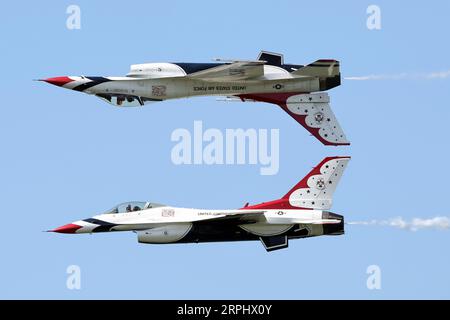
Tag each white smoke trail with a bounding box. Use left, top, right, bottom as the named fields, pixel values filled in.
left=426, top=70, right=450, bottom=79
left=347, top=216, right=450, bottom=231
left=345, top=70, right=450, bottom=81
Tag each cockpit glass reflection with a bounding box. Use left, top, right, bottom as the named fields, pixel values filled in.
left=104, top=202, right=166, bottom=214
left=106, top=201, right=147, bottom=214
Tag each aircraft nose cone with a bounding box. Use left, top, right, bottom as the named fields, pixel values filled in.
left=51, top=223, right=82, bottom=234
left=41, top=76, right=74, bottom=87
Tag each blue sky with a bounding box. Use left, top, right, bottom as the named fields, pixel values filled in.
left=1, top=0, right=450, bottom=299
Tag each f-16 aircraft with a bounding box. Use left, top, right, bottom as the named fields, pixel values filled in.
left=41, top=51, right=349, bottom=146
left=49, top=156, right=350, bottom=252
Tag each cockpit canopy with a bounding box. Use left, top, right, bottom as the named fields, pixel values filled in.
left=105, top=201, right=165, bottom=214
left=127, top=63, right=186, bottom=79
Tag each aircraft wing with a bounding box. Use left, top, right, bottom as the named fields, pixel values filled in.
left=194, top=213, right=341, bottom=225
left=193, top=210, right=266, bottom=224
left=187, top=61, right=265, bottom=81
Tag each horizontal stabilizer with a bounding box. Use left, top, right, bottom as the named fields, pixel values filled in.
left=291, top=59, right=340, bottom=77
left=292, top=219, right=341, bottom=225
left=291, top=59, right=341, bottom=90
left=257, top=51, right=284, bottom=66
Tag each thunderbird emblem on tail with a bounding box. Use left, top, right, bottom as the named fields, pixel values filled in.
left=40, top=51, right=349, bottom=146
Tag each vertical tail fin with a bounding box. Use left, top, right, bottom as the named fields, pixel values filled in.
left=283, top=156, right=350, bottom=209
left=244, top=157, right=350, bottom=210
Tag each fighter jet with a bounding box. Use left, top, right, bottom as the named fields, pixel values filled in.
left=41, top=51, right=349, bottom=146
left=49, top=156, right=350, bottom=252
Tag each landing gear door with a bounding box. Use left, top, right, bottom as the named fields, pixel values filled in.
left=96, top=94, right=144, bottom=107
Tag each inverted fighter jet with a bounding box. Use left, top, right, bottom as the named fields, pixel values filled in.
left=49, top=156, right=350, bottom=252
left=41, top=51, right=349, bottom=146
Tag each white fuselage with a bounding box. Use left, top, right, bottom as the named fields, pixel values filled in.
left=75, top=206, right=323, bottom=232
left=79, top=76, right=320, bottom=102
left=72, top=206, right=329, bottom=244
left=60, top=63, right=321, bottom=103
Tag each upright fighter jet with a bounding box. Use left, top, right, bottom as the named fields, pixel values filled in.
left=49, top=156, right=350, bottom=252
left=40, top=51, right=349, bottom=146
